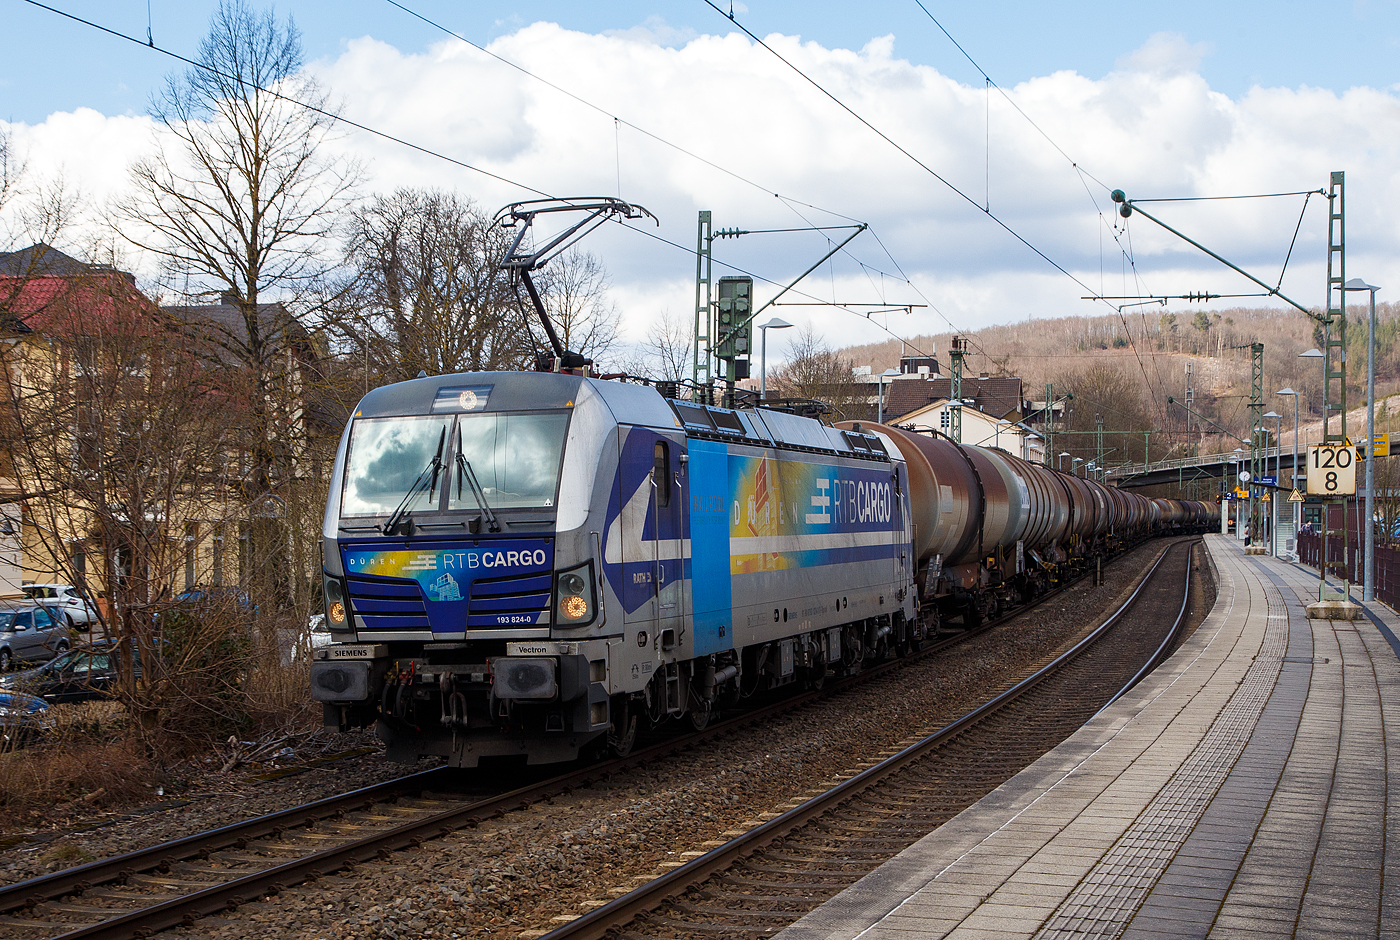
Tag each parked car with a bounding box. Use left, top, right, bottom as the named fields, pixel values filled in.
left=172, top=587, right=256, bottom=617
left=20, top=583, right=99, bottom=627
left=0, top=690, right=52, bottom=747
left=0, top=606, right=71, bottom=670
left=0, top=643, right=134, bottom=704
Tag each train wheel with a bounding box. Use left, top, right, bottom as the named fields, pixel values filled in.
left=805, top=659, right=827, bottom=691
left=907, top=614, right=926, bottom=653
left=688, top=692, right=713, bottom=730
left=608, top=697, right=637, bottom=758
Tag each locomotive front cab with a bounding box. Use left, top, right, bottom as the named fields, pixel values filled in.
left=310, top=373, right=624, bottom=766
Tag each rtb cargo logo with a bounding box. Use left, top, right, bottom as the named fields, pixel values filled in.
left=806, top=478, right=892, bottom=526
left=444, top=548, right=548, bottom=570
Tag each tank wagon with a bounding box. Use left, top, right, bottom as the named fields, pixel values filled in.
left=310, top=372, right=1216, bottom=768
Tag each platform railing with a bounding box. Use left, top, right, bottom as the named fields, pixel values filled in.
left=1108, top=445, right=1287, bottom=480
left=1297, top=531, right=1400, bottom=611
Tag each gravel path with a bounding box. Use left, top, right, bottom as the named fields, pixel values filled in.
left=121, top=538, right=1194, bottom=940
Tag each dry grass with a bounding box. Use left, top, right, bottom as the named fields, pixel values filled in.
left=241, top=649, right=318, bottom=736
left=0, top=729, right=154, bottom=824
left=0, top=615, right=326, bottom=824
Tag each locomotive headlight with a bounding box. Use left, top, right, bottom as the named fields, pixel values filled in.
left=555, top=562, right=597, bottom=626
left=324, top=575, right=350, bottom=630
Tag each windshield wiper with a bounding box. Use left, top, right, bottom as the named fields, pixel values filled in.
left=456, top=446, right=502, bottom=533
left=383, top=427, right=447, bottom=535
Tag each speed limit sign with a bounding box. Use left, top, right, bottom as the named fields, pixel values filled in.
left=1307, top=444, right=1357, bottom=495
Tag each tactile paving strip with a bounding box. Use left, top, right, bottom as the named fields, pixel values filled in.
left=1031, top=573, right=1290, bottom=940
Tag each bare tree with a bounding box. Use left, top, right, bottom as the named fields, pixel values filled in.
left=334, top=188, right=532, bottom=383
left=118, top=0, right=357, bottom=611
left=769, top=325, right=864, bottom=419
left=618, top=309, right=692, bottom=382
left=535, top=247, right=621, bottom=367
left=0, top=253, right=254, bottom=744
left=1054, top=362, right=1155, bottom=468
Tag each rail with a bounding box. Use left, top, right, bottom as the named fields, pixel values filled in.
left=4, top=535, right=1179, bottom=940
left=537, top=538, right=1199, bottom=940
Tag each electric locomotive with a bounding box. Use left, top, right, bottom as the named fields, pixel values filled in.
left=310, top=372, right=919, bottom=767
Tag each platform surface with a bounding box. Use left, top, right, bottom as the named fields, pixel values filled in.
left=778, top=534, right=1400, bottom=940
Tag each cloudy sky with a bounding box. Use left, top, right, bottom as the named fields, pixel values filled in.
left=3, top=0, right=1399, bottom=357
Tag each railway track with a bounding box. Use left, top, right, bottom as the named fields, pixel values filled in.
left=537, top=537, right=1202, bottom=940
left=0, top=538, right=1181, bottom=940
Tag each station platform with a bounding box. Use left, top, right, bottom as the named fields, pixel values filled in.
left=778, top=534, right=1400, bottom=940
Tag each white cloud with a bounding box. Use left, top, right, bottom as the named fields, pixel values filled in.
left=4, top=22, right=1398, bottom=354
left=1115, top=32, right=1213, bottom=77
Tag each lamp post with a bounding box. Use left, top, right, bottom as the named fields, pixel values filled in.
left=1344, top=278, right=1382, bottom=601
left=757, top=317, right=794, bottom=402
left=1058, top=451, right=1070, bottom=472
left=1240, top=438, right=1253, bottom=543
left=1264, top=412, right=1282, bottom=554
left=1253, top=426, right=1268, bottom=548
left=1232, top=448, right=1245, bottom=539
left=1072, top=457, right=1083, bottom=477
left=876, top=368, right=899, bottom=424
left=1277, top=388, right=1300, bottom=559
left=1298, top=348, right=1326, bottom=572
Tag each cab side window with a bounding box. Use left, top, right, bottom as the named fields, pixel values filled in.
left=653, top=441, right=671, bottom=508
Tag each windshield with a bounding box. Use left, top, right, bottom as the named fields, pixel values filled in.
left=342, top=412, right=568, bottom=516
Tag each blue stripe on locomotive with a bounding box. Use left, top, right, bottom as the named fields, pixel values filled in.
left=689, top=439, right=733, bottom=656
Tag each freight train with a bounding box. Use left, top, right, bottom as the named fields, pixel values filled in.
left=310, top=371, right=1216, bottom=768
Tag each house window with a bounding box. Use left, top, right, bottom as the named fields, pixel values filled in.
left=238, top=522, right=251, bottom=588
left=212, top=525, right=225, bottom=587
left=939, top=410, right=950, bottom=430
left=184, top=522, right=198, bottom=590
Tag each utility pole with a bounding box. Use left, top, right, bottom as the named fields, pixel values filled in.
left=1095, top=414, right=1105, bottom=481
left=692, top=211, right=713, bottom=393
left=949, top=336, right=966, bottom=444
left=1184, top=361, right=1194, bottom=448
left=1228, top=342, right=1264, bottom=546
left=1322, top=171, right=1350, bottom=600
left=1250, top=342, right=1263, bottom=547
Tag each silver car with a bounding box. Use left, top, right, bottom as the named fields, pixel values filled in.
left=0, top=606, right=72, bottom=671
left=20, top=584, right=98, bottom=627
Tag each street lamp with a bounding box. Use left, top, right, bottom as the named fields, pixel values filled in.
left=1058, top=451, right=1070, bottom=472
left=1232, top=448, right=1245, bottom=539
left=1072, top=457, right=1083, bottom=476
left=1278, top=387, right=1300, bottom=559
left=1344, top=277, right=1382, bottom=601
left=1297, top=348, right=1328, bottom=590
left=1264, top=411, right=1282, bottom=555
left=876, top=368, right=900, bottom=423
left=757, top=317, right=794, bottom=402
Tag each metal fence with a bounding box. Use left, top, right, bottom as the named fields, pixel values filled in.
left=1297, top=531, right=1400, bottom=610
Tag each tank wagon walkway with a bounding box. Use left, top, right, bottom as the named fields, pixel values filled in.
left=777, top=534, right=1400, bottom=940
